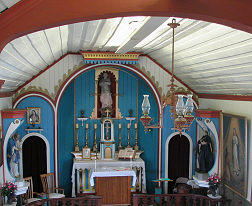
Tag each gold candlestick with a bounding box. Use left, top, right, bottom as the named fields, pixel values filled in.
left=93, top=124, right=97, bottom=152
left=85, top=123, right=89, bottom=148
left=127, top=123, right=131, bottom=148
left=75, top=123, right=80, bottom=151
left=118, top=123, right=122, bottom=149
left=134, top=123, right=139, bottom=151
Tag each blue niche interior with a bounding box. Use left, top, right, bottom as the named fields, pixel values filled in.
left=58, top=67, right=158, bottom=196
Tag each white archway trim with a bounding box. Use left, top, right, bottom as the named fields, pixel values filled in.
left=164, top=132, right=193, bottom=194
left=20, top=132, right=50, bottom=178
left=55, top=63, right=163, bottom=180
left=13, top=93, right=56, bottom=111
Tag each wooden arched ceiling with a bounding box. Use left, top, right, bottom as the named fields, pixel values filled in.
left=1, top=0, right=252, bottom=97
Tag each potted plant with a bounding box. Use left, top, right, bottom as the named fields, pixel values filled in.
left=1, top=182, right=17, bottom=204
left=206, top=174, right=221, bottom=196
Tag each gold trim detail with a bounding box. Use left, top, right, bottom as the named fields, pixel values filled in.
left=81, top=52, right=141, bottom=60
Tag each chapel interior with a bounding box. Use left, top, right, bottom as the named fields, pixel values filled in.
left=0, top=0, right=252, bottom=205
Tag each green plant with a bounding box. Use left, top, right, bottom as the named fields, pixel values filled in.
left=1, top=182, right=17, bottom=197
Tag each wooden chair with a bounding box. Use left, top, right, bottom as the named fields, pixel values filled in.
left=23, top=176, right=45, bottom=204
left=40, top=173, right=65, bottom=199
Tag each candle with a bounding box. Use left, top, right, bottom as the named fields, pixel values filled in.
left=94, top=124, right=97, bottom=129
left=135, top=123, right=138, bottom=129
left=127, top=123, right=130, bottom=129
left=86, top=123, right=89, bottom=129
left=118, top=123, right=121, bottom=129
left=76, top=123, right=79, bottom=129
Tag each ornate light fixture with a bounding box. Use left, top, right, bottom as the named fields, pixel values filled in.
left=140, top=19, right=195, bottom=133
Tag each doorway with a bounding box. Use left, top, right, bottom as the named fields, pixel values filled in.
left=167, top=134, right=190, bottom=193
left=22, top=136, right=47, bottom=192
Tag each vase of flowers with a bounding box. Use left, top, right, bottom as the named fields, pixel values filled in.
left=206, top=174, right=221, bottom=196
left=1, top=182, right=17, bottom=204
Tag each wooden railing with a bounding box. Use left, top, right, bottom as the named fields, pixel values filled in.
left=24, top=196, right=102, bottom=206
left=133, top=193, right=231, bottom=206
left=23, top=193, right=231, bottom=206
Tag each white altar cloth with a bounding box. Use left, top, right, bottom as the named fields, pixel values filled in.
left=90, top=169, right=136, bottom=187
left=71, top=158, right=146, bottom=197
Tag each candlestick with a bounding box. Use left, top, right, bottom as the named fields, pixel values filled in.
left=75, top=124, right=80, bottom=152
left=118, top=124, right=122, bottom=150
left=134, top=123, right=139, bottom=151
left=127, top=123, right=130, bottom=129
left=93, top=124, right=97, bottom=152
left=85, top=125, right=89, bottom=148
left=127, top=124, right=131, bottom=148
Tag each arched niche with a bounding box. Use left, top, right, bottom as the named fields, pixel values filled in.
left=20, top=133, right=50, bottom=178
left=164, top=132, right=193, bottom=194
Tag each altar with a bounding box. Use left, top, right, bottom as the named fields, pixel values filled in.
left=90, top=169, right=136, bottom=205
left=71, top=158, right=146, bottom=197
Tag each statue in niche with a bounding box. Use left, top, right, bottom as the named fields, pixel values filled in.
left=196, top=130, right=214, bottom=173
left=99, top=73, right=113, bottom=109
left=7, top=133, right=21, bottom=177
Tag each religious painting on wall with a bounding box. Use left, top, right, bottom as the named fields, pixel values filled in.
left=222, top=113, right=247, bottom=198
left=27, top=107, right=41, bottom=124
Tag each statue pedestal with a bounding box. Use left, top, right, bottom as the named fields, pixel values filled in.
left=195, top=171, right=209, bottom=181
left=193, top=172, right=209, bottom=188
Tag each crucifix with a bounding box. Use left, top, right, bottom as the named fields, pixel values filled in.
left=105, top=122, right=111, bottom=140
left=105, top=108, right=111, bottom=117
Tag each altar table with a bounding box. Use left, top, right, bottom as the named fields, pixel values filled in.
left=71, top=158, right=146, bottom=197
left=90, top=169, right=136, bottom=205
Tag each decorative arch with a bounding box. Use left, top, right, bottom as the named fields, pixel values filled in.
left=19, top=132, right=50, bottom=177
left=164, top=131, right=193, bottom=193
left=1, top=0, right=252, bottom=53
left=13, top=93, right=56, bottom=111
left=55, top=63, right=163, bottom=180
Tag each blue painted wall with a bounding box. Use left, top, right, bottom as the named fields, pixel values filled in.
left=58, top=68, right=158, bottom=195
left=16, top=96, right=55, bottom=172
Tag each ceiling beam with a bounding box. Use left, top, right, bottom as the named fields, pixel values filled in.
left=198, top=93, right=252, bottom=101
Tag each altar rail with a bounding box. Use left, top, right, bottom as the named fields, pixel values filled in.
left=132, top=193, right=231, bottom=206
left=25, top=196, right=102, bottom=206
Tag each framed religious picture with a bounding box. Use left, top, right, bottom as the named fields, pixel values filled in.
left=82, top=147, right=91, bottom=159
left=221, top=113, right=247, bottom=198
left=27, top=107, right=41, bottom=124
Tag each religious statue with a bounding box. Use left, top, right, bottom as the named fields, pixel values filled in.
left=7, top=133, right=21, bottom=177
left=99, top=73, right=113, bottom=109
left=232, top=128, right=240, bottom=176
left=196, top=130, right=214, bottom=173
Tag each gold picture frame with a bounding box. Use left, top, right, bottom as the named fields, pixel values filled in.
left=82, top=147, right=91, bottom=159
left=27, top=107, right=41, bottom=124
left=221, top=113, right=247, bottom=198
